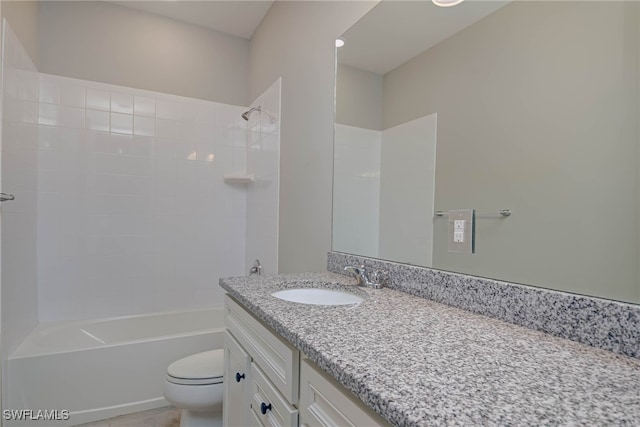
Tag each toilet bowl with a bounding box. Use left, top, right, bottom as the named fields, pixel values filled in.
left=163, top=349, right=224, bottom=427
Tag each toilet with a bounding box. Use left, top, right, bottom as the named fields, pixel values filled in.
left=163, top=349, right=224, bottom=427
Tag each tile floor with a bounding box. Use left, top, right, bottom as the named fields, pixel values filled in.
left=74, top=407, right=180, bottom=427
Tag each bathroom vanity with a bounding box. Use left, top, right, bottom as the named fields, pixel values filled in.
left=223, top=293, right=388, bottom=427
left=223, top=296, right=388, bottom=427
left=221, top=272, right=640, bottom=427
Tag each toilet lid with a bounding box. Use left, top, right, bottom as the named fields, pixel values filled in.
left=167, top=349, right=224, bottom=381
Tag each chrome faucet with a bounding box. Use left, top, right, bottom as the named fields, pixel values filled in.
left=343, top=265, right=388, bottom=289
left=249, top=259, right=262, bottom=276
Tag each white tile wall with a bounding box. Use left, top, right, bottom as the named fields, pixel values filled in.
left=61, top=85, right=85, bottom=108
left=1, top=20, right=40, bottom=358
left=245, top=78, right=281, bottom=275
left=86, top=89, right=110, bottom=111
left=333, top=124, right=381, bottom=258
left=36, top=74, right=250, bottom=322
left=1, top=22, right=280, bottom=327
left=111, top=93, right=133, bottom=114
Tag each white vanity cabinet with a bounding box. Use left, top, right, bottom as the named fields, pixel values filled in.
left=224, top=296, right=300, bottom=427
left=299, top=358, right=389, bottom=427
left=223, top=295, right=390, bottom=427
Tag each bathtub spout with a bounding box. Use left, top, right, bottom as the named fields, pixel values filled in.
left=249, top=259, right=262, bottom=276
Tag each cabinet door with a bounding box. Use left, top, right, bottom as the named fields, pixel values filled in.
left=225, top=296, right=300, bottom=404
left=300, top=359, right=389, bottom=427
left=249, top=363, right=298, bottom=427
left=224, top=331, right=251, bottom=427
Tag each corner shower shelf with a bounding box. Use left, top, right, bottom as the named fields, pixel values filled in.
left=223, top=174, right=255, bottom=184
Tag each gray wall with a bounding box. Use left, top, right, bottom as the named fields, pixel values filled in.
left=336, top=63, right=383, bottom=131
left=2, top=1, right=39, bottom=66
left=382, top=1, right=639, bottom=302
left=249, top=1, right=377, bottom=273
left=38, top=1, right=249, bottom=105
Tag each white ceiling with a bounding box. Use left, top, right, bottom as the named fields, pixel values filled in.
left=339, top=0, right=510, bottom=75
left=109, top=1, right=274, bottom=39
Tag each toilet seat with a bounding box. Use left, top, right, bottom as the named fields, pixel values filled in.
left=165, top=350, right=224, bottom=386
left=166, top=375, right=223, bottom=386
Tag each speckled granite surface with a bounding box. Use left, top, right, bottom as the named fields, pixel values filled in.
left=328, top=252, right=640, bottom=359
left=220, top=273, right=640, bottom=427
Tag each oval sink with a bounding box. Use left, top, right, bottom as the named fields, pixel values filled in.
left=271, top=288, right=364, bottom=306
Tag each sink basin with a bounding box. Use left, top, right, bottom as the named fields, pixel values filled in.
left=271, top=288, right=364, bottom=306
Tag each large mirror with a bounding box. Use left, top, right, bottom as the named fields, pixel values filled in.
left=333, top=0, right=640, bottom=304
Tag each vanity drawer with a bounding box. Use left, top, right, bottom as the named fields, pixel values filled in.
left=248, top=362, right=298, bottom=427
left=299, top=358, right=390, bottom=427
left=225, top=295, right=299, bottom=404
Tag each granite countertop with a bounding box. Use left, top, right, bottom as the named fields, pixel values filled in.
left=220, top=272, right=640, bottom=427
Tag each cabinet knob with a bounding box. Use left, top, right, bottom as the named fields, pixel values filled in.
left=235, top=372, right=245, bottom=383
left=260, top=402, right=272, bottom=415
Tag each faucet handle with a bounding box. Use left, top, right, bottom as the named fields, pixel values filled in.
left=343, top=265, right=361, bottom=274
left=369, top=269, right=389, bottom=288
left=343, top=265, right=366, bottom=286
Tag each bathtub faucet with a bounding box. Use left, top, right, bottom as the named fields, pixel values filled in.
left=249, top=259, right=262, bottom=276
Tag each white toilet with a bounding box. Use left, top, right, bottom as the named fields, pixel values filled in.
left=163, top=349, right=224, bottom=427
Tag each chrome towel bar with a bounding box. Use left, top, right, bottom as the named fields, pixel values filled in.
left=435, top=209, right=511, bottom=217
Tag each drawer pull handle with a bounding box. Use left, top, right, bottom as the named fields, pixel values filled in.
left=235, top=372, right=245, bottom=382
left=260, top=402, right=272, bottom=415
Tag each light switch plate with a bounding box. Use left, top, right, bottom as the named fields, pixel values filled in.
left=448, top=209, right=475, bottom=253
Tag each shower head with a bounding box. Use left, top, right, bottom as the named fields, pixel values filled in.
left=241, top=105, right=277, bottom=124
left=241, top=106, right=261, bottom=121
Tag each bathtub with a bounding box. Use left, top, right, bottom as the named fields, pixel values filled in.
left=6, top=308, right=225, bottom=426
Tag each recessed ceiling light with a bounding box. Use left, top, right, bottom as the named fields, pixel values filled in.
left=432, top=0, right=464, bottom=7
left=335, top=38, right=345, bottom=48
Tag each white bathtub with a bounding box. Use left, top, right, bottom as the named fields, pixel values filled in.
left=6, top=308, right=225, bottom=426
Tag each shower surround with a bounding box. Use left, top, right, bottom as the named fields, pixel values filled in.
left=36, top=72, right=253, bottom=322
left=1, top=20, right=281, bottom=421
left=32, top=75, right=281, bottom=324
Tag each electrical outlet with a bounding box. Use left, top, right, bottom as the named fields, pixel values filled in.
left=448, top=209, right=475, bottom=253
